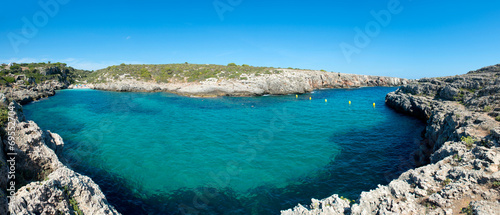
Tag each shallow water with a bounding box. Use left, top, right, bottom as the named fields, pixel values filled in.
left=24, top=87, right=425, bottom=214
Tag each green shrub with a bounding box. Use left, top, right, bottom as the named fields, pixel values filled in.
left=442, top=178, right=451, bottom=186
left=461, top=204, right=473, bottom=215
left=492, top=181, right=500, bottom=188
left=69, top=197, right=83, bottom=215
left=461, top=136, right=476, bottom=149
left=496, top=116, right=500, bottom=122
left=10, top=64, right=21, bottom=70
left=86, top=63, right=316, bottom=83
left=139, top=68, right=151, bottom=80
left=483, top=106, right=492, bottom=112
left=3, top=76, right=15, bottom=83
left=0, top=107, right=8, bottom=126
left=339, top=196, right=355, bottom=204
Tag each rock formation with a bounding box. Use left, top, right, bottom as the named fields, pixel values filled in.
left=87, top=70, right=408, bottom=96
left=282, top=64, right=500, bottom=214
left=1, top=80, right=66, bottom=105
left=0, top=101, right=120, bottom=214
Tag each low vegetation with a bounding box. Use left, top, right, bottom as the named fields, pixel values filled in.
left=442, top=178, right=452, bottom=186
left=0, top=62, right=92, bottom=86
left=461, top=204, right=473, bottom=215
left=461, top=136, right=476, bottom=149
left=492, top=181, right=500, bottom=188
left=63, top=185, right=83, bottom=215
left=86, top=63, right=296, bottom=83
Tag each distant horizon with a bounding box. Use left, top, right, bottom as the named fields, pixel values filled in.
left=2, top=0, right=500, bottom=79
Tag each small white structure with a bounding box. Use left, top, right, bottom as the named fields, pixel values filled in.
left=8, top=62, right=14, bottom=67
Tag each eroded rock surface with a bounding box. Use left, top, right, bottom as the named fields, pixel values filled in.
left=89, top=70, right=408, bottom=96
left=4, top=101, right=120, bottom=215
left=0, top=80, right=66, bottom=105
left=283, top=64, right=500, bottom=214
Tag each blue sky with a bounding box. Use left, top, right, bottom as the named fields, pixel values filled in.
left=1, top=0, right=500, bottom=79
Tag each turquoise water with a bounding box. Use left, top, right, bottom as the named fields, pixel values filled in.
left=24, top=87, right=425, bottom=214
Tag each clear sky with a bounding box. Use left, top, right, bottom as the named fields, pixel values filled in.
left=1, top=0, right=500, bottom=79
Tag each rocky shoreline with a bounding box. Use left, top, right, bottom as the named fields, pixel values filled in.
left=0, top=78, right=121, bottom=214
left=81, top=69, right=409, bottom=96
left=0, top=69, right=408, bottom=214
left=282, top=64, right=500, bottom=214
left=0, top=99, right=120, bottom=213
left=2, top=65, right=499, bottom=214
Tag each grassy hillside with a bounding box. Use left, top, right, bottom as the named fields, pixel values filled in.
left=0, top=62, right=92, bottom=86
left=87, top=63, right=300, bottom=83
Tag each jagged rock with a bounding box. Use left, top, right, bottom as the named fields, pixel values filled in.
left=92, top=70, right=409, bottom=97
left=470, top=200, right=500, bottom=215
left=1, top=80, right=65, bottom=105
left=281, top=195, right=350, bottom=215
left=283, top=64, right=500, bottom=215
left=439, top=85, right=460, bottom=101
left=0, top=93, right=8, bottom=107
left=5, top=101, right=120, bottom=214
left=9, top=167, right=119, bottom=215
left=43, top=130, right=64, bottom=157
left=8, top=110, right=64, bottom=179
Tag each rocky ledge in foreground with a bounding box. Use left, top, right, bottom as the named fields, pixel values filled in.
left=0, top=80, right=67, bottom=105
left=282, top=64, right=500, bottom=214
left=83, top=69, right=408, bottom=97
left=0, top=101, right=120, bottom=214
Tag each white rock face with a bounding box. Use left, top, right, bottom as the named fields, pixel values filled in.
left=91, top=70, right=409, bottom=97
left=9, top=167, right=120, bottom=215
left=282, top=65, right=500, bottom=215
left=5, top=101, right=121, bottom=215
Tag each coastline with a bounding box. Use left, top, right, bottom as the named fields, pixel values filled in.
left=0, top=95, right=120, bottom=213
left=80, top=70, right=409, bottom=97
left=282, top=64, right=500, bottom=214
left=1, top=65, right=499, bottom=214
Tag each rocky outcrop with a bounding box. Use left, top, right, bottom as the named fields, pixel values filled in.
left=89, top=70, right=409, bottom=97
left=9, top=166, right=119, bottom=215
left=1, top=80, right=67, bottom=105
left=2, top=101, right=120, bottom=214
left=282, top=64, right=500, bottom=214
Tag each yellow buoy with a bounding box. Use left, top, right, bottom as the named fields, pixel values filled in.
left=296, top=95, right=298, bottom=98
left=373, top=103, right=376, bottom=107
left=349, top=101, right=351, bottom=105
left=325, top=99, right=327, bottom=102
left=309, top=97, right=312, bottom=100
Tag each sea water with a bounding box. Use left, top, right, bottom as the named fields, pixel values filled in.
left=24, top=87, right=425, bottom=214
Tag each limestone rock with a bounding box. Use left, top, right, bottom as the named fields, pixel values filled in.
left=283, top=64, right=500, bottom=215
left=9, top=167, right=119, bottom=215
left=92, top=70, right=409, bottom=97
left=5, top=101, right=120, bottom=215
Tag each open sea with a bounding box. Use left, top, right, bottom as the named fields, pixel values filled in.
left=23, top=87, right=425, bottom=214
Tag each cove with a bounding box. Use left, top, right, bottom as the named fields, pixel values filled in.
left=23, top=87, right=425, bottom=214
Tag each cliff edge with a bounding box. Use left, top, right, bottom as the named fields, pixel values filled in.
left=0, top=101, right=120, bottom=214
left=282, top=64, right=500, bottom=214
left=84, top=69, right=408, bottom=97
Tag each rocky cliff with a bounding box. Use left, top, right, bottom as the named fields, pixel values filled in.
left=86, top=70, right=408, bottom=96
left=282, top=64, right=500, bottom=214
left=0, top=101, right=120, bottom=215
left=1, top=80, right=67, bottom=105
